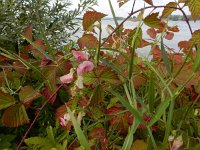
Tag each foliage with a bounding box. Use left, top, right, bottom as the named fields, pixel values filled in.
left=0, top=0, right=200, bottom=150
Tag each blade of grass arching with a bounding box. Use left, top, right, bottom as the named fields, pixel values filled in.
left=145, top=61, right=173, bottom=98
left=193, top=42, right=200, bottom=72
left=67, top=107, right=91, bottom=150
left=148, top=98, right=171, bottom=127
left=22, top=35, right=53, bottom=60
left=129, top=20, right=143, bottom=79
left=148, top=73, right=155, bottom=113
left=108, top=0, right=119, bottom=29
left=160, top=37, right=172, bottom=77
left=0, top=47, right=46, bottom=79
left=108, top=89, right=145, bottom=124
left=122, top=119, right=140, bottom=150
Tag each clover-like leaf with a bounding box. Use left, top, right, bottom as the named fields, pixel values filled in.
left=144, top=13, right=163, bottom=28
left=0, top=91, right=16, bottom=110
left=77, top=34, right=98, bottom=49
left=2, top=103, right=29, bottom=127
left=83, top=11, right=107, bottom=31
left=19, top=86, right=41, bottom=103
left=185, top=0, right=200, bottom=21
left=161, top=2, right=177, bottom=18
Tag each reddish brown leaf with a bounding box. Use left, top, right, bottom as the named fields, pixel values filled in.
left=13, top=61, right=27, bottom=74
left=19, top=86, right=41, bottom=103
left=147, top=28, right=157, bottom=39
left=78, top=34, right=98, bottom=49
left=144, top=0, right=153, bottom=5
left=42, top=87, right=57, bottom=104
left=2, top=103, right=29, bottom=127
left=89, top=128, right=109, bottom=150
left=178, top=41, right=191, bottom=52
left=138, top=39, right=150, bottom=48
left=83, top=11, right=107, bottom=31
left=173, top=63, right=199, bottom=88
left=168, top=25, right=179, bottom=32
left=117, top=0, right=130, bottom=7
left=23, top=25, right=33, bottom=41
left=151, top=45, right=162, bottom=60
left=30, top=39, right=46, bottom=58
left=161, top=2, right=177, bottom=18
left=165, top=32, right=174, bottom=40
left=173, top=54, right=183, bottom=64
left=106, top=106, right=133, bottom=134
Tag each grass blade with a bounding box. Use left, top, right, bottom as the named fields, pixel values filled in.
left=67, top=107, right=91, bottom=150
left=193, top=43, right=200, bottom=72
left=122, top=119, right=139, bottom=150
left=108, top=89, right=145, bottom=124
left=148, top=98, right=170, bottom=127
left=160, top=37, right=172, bottom=77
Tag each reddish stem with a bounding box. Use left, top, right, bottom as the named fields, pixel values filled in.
left=16, top=84, right=63, bottom=150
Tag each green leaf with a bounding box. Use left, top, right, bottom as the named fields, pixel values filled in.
left=144, top=13, right=163, bottom=28
left=2, top=103, right=29, bottom=127
left=67, top=107, right=91, bottom=150
left=185, top=0, right=200, bottom=21
left=190, top=29, right=200, bottom=46
left=83, top=71, right=97, bottom=85
left=0, top=91, right=15, bottom=110
left=131, top=140, right=148, bottom=150
left=128, top=27, right=143, bottom=48
left=148, top=98, right=170, bottom=127
left=160, top=37, right=172, bottom=76
left=19, top=86, right=42, bottom=103
left=161, top=2, right=177, bottom=18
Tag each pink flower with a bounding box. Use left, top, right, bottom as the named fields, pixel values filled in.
left=77, top=61, right=94, bottom=76
left=59, top=117, right=66, bottom=126
left=60, top=69, right=74, bottom=84
left=72, top=50, right=89, bottom=62
left=172, top=136, right=183, bottom=150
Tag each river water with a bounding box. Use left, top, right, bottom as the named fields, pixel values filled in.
left=74, top=20, right=199, bottom=56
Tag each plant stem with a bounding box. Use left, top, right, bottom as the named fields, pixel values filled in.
left=16, top=84, right=63, bottom=150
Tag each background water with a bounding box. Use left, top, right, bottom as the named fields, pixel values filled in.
left=74, top=20, right=199, bottom=56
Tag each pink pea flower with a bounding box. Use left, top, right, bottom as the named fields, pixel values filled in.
left=60, top=69, right=74, bottom=84
left=72, top=50, right=89, bottom=62
left=172, top=136, right=183, bottom=150
left=59, top=117, right=66, bottom=126
left=77, top=61, right=94, bottom=76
